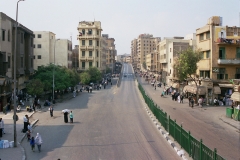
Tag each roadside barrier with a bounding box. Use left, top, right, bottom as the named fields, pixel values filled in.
left=138, top=83, right=225, bottom=160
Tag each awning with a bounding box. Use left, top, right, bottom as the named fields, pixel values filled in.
left=219, top=84, right=234, bottom=88
left=183, top=85, right=206, bottom=95
left=172, top=83, right=179, bottom=88
left=231, top=92, right=240, bottom=102
left=213, top=86, right=221, bottom=94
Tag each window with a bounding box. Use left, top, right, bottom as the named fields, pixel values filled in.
left=97, top=31, right=99, bottom=35
left=8, top=56, right=10, bottom=68
left=89, top=51, right=92, bottom=57
left=37, top=34, right=41, bottom=38
left=82, top=62, right=85, bottom=68
left=217, top=68, right=227, bottom=80
left=21, top=33, right=23, bottom=43
left=89, top=40, right=92, bottom=46
left=97, top=51, right=99, bottom=57
left=37, top=44, right=41, bottom=48
left=206, top=32, right=210, bottom=39
left=33, top=44, right=35, bottom=48
left=97, top=41, right=99, bottom=46
left=33, top=56, right=35, bottom=59
left=2, top=30, right=5, bottom=41
left=199, top=33, right=204, bottom=41
left=8, top=30, right=10, bottom=41
left=206, top=50, right=210, bottom=58
left=33, top=34, right=35, bottom=38
left=89, top=62, right=92, bottom=67
left=31, top=38, right=33, bottom=47
left=88, top=29, right=92, bottom=35
left=200, top=70, right=210, bottom=78
left=170, top=58, right=171, bottom=63
left=236, top=68, right=240, bottom=79
left=21, top=57, right=23, bottom=68
left=82, top=40, right=85, bottom=45
left=82, top=51, right=85, bottom=57
left=219, top=47, right=225, bottom=59
left=236, top=47, right=240, bottom=59
left=97, top=62, right=99, bottom=67
left=200, top=52, right=204, bottom=59
left=37, top=55, right=41, bottom=59
left=82, top=29, right=85, bottom=35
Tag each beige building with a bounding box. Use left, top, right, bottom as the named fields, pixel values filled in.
left=101, top=35, right=107, bottom=71
left=33, top=31, right=72, bottom=70
left=134, top=34, right=161, bottom=70
left=77, top=21, right=102, bottom=71
left=123, top=56, right=132, bottom=63
left=196, top=16, right=240, bottom=101
left=157, top=37, right=192, bottom=85
left=131, top=39, right=138, bottom=69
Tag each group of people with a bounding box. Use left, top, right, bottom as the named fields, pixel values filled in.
left=29, top=132, right=43, bottom=152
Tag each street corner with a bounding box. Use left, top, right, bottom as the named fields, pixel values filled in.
left=1, top=110, right=35, bottom=120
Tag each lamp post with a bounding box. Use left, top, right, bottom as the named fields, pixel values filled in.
left=13, top=0, right=24, bottom=148
left=53, top=39, right=60, bottom=103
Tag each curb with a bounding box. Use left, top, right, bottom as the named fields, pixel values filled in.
left=136, top=82, right=188, bottom=159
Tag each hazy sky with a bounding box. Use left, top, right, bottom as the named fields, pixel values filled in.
left=0, top=0, right=239, bottom=55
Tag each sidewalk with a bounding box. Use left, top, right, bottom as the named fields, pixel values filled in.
left=0, top=110, right=37, bottom=160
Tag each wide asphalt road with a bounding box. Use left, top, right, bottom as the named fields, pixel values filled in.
left=22, top=64, right=181, bottom=160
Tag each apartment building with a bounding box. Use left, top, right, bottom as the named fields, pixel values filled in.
left=33, top=31, right=72, bottom=69
left=196, top=16, right=240, bottom=101
left=157, top=37, right=191, bottom=85
left=146, top=50, right=157, bottom=72
left=0, top=12, right=34, bottom=111
left=105, top=35, right=117, bottom=72
left=101, top=35, right=107, bottom=71
left=135, top=34, right=161, bottom=70
left=131, top=39, right=138, bottom=69
left=77, top=21, right=102, bottom=71
left=123, top=56, right=132, bottom=63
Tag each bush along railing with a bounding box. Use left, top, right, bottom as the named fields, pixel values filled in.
left=138, top=83, right=225, bottom=160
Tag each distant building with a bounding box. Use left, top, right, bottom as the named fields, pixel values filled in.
left=33, top=31, right=72, bottom=69
left=77, top=21, right=102, bottom=71
left=0, top=12, right=34, bottom=111
left=72, top=45, right=79, bottom=68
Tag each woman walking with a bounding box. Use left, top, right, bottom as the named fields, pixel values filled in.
left=49, top=106, right=54, bottom=117
left=69, top=111, right=73, bottom=123
left=35, top=133, right=43, bottom=152
left=30, top=137, right=35, bottom=151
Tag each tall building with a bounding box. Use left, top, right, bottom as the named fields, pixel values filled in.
left=131, top=39, right=138, bottom=69
left=72, top=45, right=79, bottom=69
left=77, top=21, right=102, bottom=71
left=33, top=31, right=72, bottom=69
left=0, top=12, right=34, bottom=111
left=132, top=34, right=160, bottom=70
left=106, top=36, right=117, bottom=72
left=101, top=34, right=107, bottom=71
left=196, top=16, right=240, bottom=102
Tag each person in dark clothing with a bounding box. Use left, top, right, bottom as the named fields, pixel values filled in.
left=191, top=98, right=194, bottom=108
left=49, top=106, right=54, bottom=117
left=188, top=96, right=192, bottom=107
left=172, top=94, right=175, bottom=101
left=64, top=112, right=69, bottom=123
left=180, top=95, right=184, bottom=103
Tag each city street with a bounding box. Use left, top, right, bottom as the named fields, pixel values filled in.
left=21, top=67, right=181, bottom=160
left=135, top=63, right=240, bottom=160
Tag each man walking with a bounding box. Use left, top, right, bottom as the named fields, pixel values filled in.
left=35, top=133, right=43, bottom=152
left=69, top=111, right=73, bottom=123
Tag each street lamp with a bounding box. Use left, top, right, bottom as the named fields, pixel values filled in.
left=53, top=39, right=60, bottom=103
left=13, top=0, right=24, bottom=148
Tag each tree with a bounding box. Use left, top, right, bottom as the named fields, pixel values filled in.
left=80, top=72, right=91, bottom=85
left=26, top=79, right=44, bottom=96
left=106, top=67, right=112, bottom=74
left=142, top=62, right=146, bottom=70
left=174, top=47, right=202, bottom=97
left=87, top=67, right=102, bottom=83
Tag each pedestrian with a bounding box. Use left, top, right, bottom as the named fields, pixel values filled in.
left=49, top=106, right=54, bottom=117
left=0, top=118, right=3, bottom=137
left=23, top=115, right=29, bottom=133
left=28, top=123, right=33, bottom=133
left=180, top=95, right=184, bottom=103
left=35, top=133, right=43, bottom=152
left=198, top=97, right=203, bottom=107
left=27, top=130, right=31, bottom=141
left=191, top=98, right=194, bottom=108
left=64, top=112, right=69, bottom=123
left=99, top=84, right=102, bottom=89
left=30, top=137, right=35, bottom=151
left=188, top=96, right=192, bottom=107
left=154, top=85, right=156, bottom=90
left=69, top=111, right=73, bottom=123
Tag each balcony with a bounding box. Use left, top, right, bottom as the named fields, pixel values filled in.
left=218, top=59, right=240, bottom=65
left=160, top=59, right=167, bottom=63
left=87, top=46, right=94, bottom=50
left=78, top=35, right=100, bottom=40
left=216, top=38, right=240, bottom=45
left=80, top=46, right=87, bottom=50
left=80, top=56, right=86, bottom=61
left=87, top=56, right=94, bottom=61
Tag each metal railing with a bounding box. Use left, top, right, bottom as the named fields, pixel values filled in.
left=138, top=83, right=225, bottom=160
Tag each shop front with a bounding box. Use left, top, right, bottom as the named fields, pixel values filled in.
left=183, top=85, right=206, bottom=103
left=0, top=77, right=12, bottom=112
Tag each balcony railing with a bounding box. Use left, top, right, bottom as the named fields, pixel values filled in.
left=218, top=59, right=240, bottom=65
left=216, top=38, right=240, bottom=45
left=77, top=35, right=100, bottom=40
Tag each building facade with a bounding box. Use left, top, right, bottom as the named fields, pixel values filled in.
left=72, top=45, right=79, bottom=69
left=77, top=21, right=102, bottom=71
left=33, top=31, right=72, bottom=69
left=131, top=39, right=138, bottom=69
left=196, top=16, right=240, bottom=101
left=0, top=12, right=34, bottom=111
